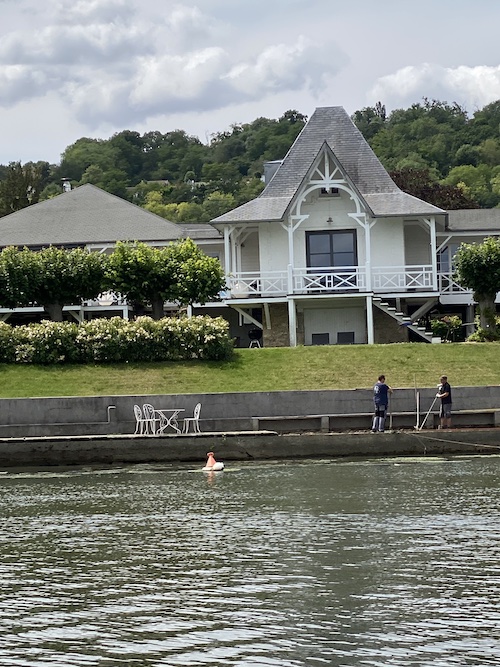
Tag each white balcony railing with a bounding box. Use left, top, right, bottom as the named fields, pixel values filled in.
left=372, top=265, right=434, bottom=291
left=228, top=271, right=288, bottom=297
left=226, top=265, right=436, bottom=298
left=293, top=266, right=365, bottom=292
left=437, top=272, right=470, bottom=294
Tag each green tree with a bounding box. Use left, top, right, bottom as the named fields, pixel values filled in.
left=352, top=103, right=387, bottom=140
left=454, top=237, right=500, bottom=330
left=56, top=138, right=119, bottom=183
left=106, top=240, right=225, bottom=319
left=39, top=183, right=64, bottom=201
left=390, top=168, right=479, bottom=209
left=0, top=247, right=107, bottom=321
left=202, top=162, right=241, bottom=195
left=203, top=191, right=236, bottom=219
left=108, top=130, right=144, bottom=181
left=368, top=100, right=469, bottom=176
left=176, top=201, right=206, bottom=222
left=34, top=247, right=108, bottom=321
left=0, top=246, right=38, bottom=308
left=0, top=162, right=45, bottom=216
left=443, top=164, right=500, bottom=208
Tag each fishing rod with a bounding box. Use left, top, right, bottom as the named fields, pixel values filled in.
left=417, top=395, right=438, bottom=431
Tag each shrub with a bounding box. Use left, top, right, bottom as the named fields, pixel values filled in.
left=0, top=322, right=17, bottom=363
left=466, top=315, right=500, bottom=342
left=0, top=315, right=234, bottom=364
left=12, top=320, right=80, bottom=364
left=430, top=315, right=463, bottom=342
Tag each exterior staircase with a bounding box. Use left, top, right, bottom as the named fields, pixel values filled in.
left=373, top=298, right=441, bottom=344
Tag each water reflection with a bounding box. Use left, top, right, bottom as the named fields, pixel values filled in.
left=0, top=456, right=499, bottom=665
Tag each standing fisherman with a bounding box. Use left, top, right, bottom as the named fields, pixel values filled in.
left=436, top=375, right=452, bottom=429
left=372, top=375, right=393, bottom=433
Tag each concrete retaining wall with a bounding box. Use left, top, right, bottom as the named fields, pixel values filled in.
left=0, top=385, right=498, bottom=437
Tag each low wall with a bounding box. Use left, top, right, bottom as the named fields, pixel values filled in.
left=0, top=385, right=498, bottom=438
left=0, top=429, right=499, bottom=468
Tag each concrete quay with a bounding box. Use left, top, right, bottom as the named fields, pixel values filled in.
left=0, top=386, right=498, bottom=467
left=0, top=428, right=499, bottom=468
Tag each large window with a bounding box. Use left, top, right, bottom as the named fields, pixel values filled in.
left=306, top=230, right=357, bottom=268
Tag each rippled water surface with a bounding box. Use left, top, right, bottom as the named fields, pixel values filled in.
left=1, top=455, right=500, bottom=666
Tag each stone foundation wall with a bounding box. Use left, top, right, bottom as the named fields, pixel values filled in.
left=261, top=303, right=292, bottom=347
left=374, top=308, right=408, bottom=344
left=262, top=303, right=304, bottom=347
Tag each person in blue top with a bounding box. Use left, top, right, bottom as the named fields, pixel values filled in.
left=372, top=374, right=393, bottom=432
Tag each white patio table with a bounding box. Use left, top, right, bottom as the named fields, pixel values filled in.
left=154, top=408, right=185, bottom=435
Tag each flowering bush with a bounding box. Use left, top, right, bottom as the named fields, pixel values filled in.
left=0, top=315, right=234, bottom=364
left=0, top=322, right=17, bottom=363
left=11, top=320, right=80, bottom=364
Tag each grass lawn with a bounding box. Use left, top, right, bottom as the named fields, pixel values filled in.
left=0, top=343, right=498, bottom=398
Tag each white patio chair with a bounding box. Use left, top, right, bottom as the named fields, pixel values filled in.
left=183, top=402, right=202, bottom=434
left=133, top=404, right=147, bottom=435
left=142, top=403, right=161, bottom=435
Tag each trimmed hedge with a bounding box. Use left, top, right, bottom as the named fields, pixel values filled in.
left=0, top=316, right=234, bottom=364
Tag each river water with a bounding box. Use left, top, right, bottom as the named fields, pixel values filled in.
left=1, top=455, right=500, bottom=666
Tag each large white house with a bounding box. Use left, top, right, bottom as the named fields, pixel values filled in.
left=211, top=106, right=500, bottom=346
left=0, top=107, right=499, bottom=345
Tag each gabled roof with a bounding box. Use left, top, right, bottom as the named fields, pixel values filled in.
left=213, top=106, right=444, bottom=223
left=0, top=183, right=182, bottom=247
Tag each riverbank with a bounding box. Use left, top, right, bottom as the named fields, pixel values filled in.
left=0, top=428, right=499, bottom=468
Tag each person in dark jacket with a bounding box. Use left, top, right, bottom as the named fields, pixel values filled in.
left=372, top=375, right=393, bottom=432
left=436, top=375, right=452, bottom=429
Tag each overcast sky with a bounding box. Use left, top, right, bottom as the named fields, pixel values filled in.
left=1, top=0, right=500, bottom=165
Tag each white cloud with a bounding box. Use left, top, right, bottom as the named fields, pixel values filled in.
left=224, top=36, right=339, bottom=97
left=369, top=63, right=500, bottom=111
left=0, top=22, right=151, bottom=66
left=130, top=48, right=230, bottom=108
left=0, top=0, right=342, bottom=128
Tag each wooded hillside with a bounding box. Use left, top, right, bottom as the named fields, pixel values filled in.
left=2, top=100, right=500, bottom=220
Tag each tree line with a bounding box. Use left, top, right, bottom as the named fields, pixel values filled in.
left=2, top=100, right=500, bottom=219
left=0, top=240, right=224, bottom=321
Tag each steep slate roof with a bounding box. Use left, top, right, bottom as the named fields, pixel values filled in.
left=213, top=106, right=444, bottom=223
left=0, top=183, right=182, bottom=247
left=446, top=209, right=500, bottom=233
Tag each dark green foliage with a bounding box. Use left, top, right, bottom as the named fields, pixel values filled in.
left=5, top=99, right=500, bottom=216
left=0, top=161, right=47, bottom=215
left=390, top=168, right=480, bottom=209
left=353, top=99, right=500, bottom=208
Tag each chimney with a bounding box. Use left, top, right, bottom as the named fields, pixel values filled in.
left=262, top=160, right=282, bottom=184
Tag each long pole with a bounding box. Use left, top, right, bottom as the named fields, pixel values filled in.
left=418, top=395, right=438, bottom=431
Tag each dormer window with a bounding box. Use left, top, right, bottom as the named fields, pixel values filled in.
left=320, top=187, right=340, bottom=197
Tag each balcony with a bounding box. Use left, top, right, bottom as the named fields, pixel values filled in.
left=226, top=265, right=436, bottom=298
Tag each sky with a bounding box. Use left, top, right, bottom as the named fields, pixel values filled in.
left=1, top=0, right=500, bottom=165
